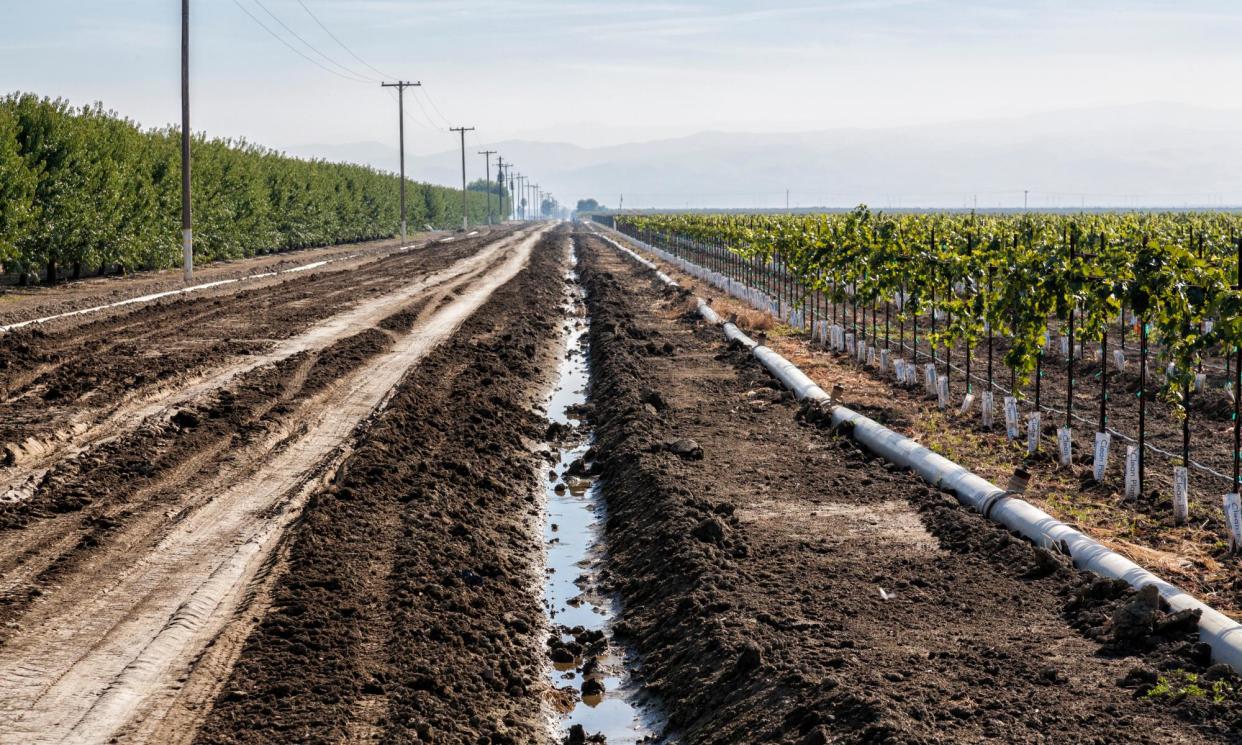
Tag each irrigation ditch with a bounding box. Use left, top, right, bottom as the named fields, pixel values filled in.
left=540, top=237, right=661, bottom=741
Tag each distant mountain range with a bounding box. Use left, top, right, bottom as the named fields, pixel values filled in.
left=286, top=103, right=1242, bottom=210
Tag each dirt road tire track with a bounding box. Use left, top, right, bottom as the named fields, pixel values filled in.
left=191, top=227, right=567, bottom=745
left=577, top=228, right=1242, bottom=744
left=0, top=228, right=516, bottom=457
left=0, top=227, right=548, bottom=745
left=0, top=230, right=531, bottom=651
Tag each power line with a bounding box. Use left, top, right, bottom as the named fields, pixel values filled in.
left=408, top=90, right=446, bottom=133
left=250, top=0, right=378, bottom=82
left=231, top=0, right=371, bottom=83
left=414, top=86, right=454, bottom=129
left=295, top=0, right=395, bottom=80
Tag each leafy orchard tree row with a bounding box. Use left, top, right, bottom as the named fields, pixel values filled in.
left=0, top=93, right=504, bottom=284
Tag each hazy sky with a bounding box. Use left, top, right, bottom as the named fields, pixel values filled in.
left=3, top=0, right=1241, bottom=158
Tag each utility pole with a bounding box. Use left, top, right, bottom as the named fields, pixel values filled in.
left=511, top=173, right=519, bottom=220
left=477, top=149, right=497, bottom=225
left=449, top=126, right=475, bottom=230
left=513, top=173, right=521, bottom=220
left=1024, top=189, right=1029, bottom=211
left=495, top=156, right=506, bottom=223
left=181, top=0, right=192, bottom=282
left=532, top=184, right=540, bottom=219
left=381, top=80, right=421, bottom=243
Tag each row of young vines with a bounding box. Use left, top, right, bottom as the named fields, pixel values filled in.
left=605, top=208, right=1242, bottom=544
left=0, top=93, right=504, bottom=284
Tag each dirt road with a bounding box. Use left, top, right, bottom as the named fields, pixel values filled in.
left=0, top=225, right=553, bottom=744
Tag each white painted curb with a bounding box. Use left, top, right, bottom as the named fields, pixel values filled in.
left=587, top=220, right=1242, bottom=675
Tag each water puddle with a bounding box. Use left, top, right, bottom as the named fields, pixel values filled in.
left=541, top=246, right=661, bottom=742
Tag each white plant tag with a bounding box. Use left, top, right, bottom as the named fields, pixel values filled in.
left=879, top=349, right=890, bottom=372
left=1003, top=396, right=1019, bottom=439
left=1124, top=445, right=1140, bottom=500
left=981, top=391, right=994, bottom=429
left=1092, top=432, right=1111, bottom=481
left=1172, top=467, right=1189, bottom=525
left=1225, top=493, right=1242, bottom=551
left=959, top=392, right=976, bottom=416
left=1195, top=373, right=1206, bottom=392
left=936, top=376, right=949, bottom=409
left=1205, top=319, right=1215, bottom=333
left=1058, top=426, right=1073, bottom=466
left=1027, top=412, right=1041, bottom=455
left=1113, top=349, right=1126, bottom=372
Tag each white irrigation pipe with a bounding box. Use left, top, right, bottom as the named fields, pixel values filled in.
left=589, top=220, right=1242, bottom=675
left=0, top=238, right=435, bottom=335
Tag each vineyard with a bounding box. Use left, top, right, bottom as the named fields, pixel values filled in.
left=0, top=94, right=503, bottom=284
left=607, top=211, right=1242, bottom=552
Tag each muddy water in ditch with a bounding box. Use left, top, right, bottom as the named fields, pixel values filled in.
left=542, top=248, right=660, bottom=742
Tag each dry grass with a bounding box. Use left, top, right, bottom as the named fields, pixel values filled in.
left=727, top=308, right=775, bottom=332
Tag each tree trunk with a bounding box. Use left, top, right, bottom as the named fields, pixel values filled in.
left=72, top=261, right=82, bottom=280
left=45, top=258, right=56, bottom=286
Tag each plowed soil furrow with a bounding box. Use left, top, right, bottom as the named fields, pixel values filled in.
left=0, top=323, right=408, bottom=639
left=0, top=228, right=515, bottom=449
left=0, top=234, right=454, bottom=330
left=191, top=228, right=566, bottom=745
left=0, top=230, right=520, bottom=514
left=577, top=228, right=1241, bottom=744
left=0, top=227, right=545, bottom=745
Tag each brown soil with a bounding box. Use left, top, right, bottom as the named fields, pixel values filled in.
left=191, top=227, right=567, bottom=745
left=0, top=229, right=514, bottom=450
left=577, top=226, right=1242, bottom=744
left=0, top=231, right=453, bottom=327
left=615, top=227, right=1242, bottom=616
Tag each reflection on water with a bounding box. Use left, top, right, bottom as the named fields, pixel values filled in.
left=541, top=247, right=660, bottom=743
